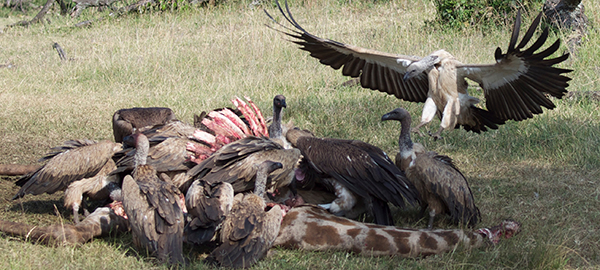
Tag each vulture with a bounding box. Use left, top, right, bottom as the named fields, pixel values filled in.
left=121, top=133, right=185, bottom=265
left=112, top=107, right=177, bottom=143
left=285, top=128, right=420, bottom=226
left=184, top=180, right=234, bottom=245
left=187, top=136, right=301, bottom=195
left=13, top=139, right=122, bottom=223
left=266, top=2, right=572, bottom=139
left=205, top=160, right=285, bottom=269
left=382, top=107, right=480, bottom=228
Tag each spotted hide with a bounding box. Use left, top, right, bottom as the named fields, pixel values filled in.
left=274, top=205, right=520, bottom=257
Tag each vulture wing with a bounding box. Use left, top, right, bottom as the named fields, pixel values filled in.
left=266, top=1, right=428, bottom=102
left=207, top=194, right=282, bottom=268
left=296, top=137, right=420, bottom=209
left=409, top=151, right=480, bottom=226
left=14, top=140, right=121, bottom=199
left=187, top=136, right=301, bottom=193
left=458, top=11, right=572, bottom=122
left=185, top=180, right=234, bottom=245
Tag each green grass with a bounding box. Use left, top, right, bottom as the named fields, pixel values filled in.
left=1, top=0, right=599, bottom=269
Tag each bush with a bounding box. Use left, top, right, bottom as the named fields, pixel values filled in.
left=431, top=0, right=544, bottom=29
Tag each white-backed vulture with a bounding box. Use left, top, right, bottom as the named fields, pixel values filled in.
left=186, top=136, right=301, bottom=195
left=205, top=160, right=284, bottom=269
left=274, top=205, right=520, bottom=257
left=112, top=107, right=177, bottom=143
left=121, top=133, right=185, bottom=265
left=285, top=128, right=420, bottom=226
left=266, top=2, right=572, bottom=139
left=184, top=180, right=234, bottom=245
left=13, top=139, right=122, bottom=223
left=382, top=108, right=480, bottom=228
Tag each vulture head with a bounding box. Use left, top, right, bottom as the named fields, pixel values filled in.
left=381, top=107, right=415, bottom=152
left=273, top=94, right=287, bottom=110
left=403, top=54, right=439, bottom=81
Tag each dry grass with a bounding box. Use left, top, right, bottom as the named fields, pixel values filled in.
left=1, top=0, right=599, bottom=269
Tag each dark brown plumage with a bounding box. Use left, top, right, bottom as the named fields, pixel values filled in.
left=187, top=136, right=301, bottom=194
left=112, top=120, right=198, bottom=193
left=382, top=108, right=481, bottom=228
left=185, top=180, right=234, bottom=245
left=267, top=2, right=571, bottom=139
left=121, top=133, right=185, bottom=265
left=286, top=128, right=420, bottom=226
left=13, top=139, right=122, bottom=223
left=112, top=107, right=177, bottom=143
left=205, top=160, right=284, bottom=269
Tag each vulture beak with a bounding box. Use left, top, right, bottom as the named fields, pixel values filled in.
left=381, top=112, right=393, bottom=121
left=402, top=71, right=414, bottom=81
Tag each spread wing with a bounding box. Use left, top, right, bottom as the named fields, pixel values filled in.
left=185, top=180, right=234, bottom=245
left=266, top=1, right=429, bottom=102
left=187, top=136, right=300, bottom=193
left=296, top=137, right=419, bottom=208
left=458, top=11, right=572, bottom=121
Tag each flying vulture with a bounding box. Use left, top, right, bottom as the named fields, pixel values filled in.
left=266, top=2, right=572, bottom=139
left=382, top=107, right=481, bottom=228
left=286, top=127, right=420, bottom=226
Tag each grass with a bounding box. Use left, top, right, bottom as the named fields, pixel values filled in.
left=1, top=0, right=599, bottom=268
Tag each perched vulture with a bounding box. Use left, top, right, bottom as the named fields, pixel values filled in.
left=13, top=139, right=122, bottom=223
left=286, top=128, right=420, bottom=226
left=382, top=107, right=480, bottom=228
left=205, top=160, right=285, bottom=269
left=187, top=136, right=301, bottom=195
left=184, top=180, right=234, bottom=245
left=112, top=107, right=177, bottom=143
left=267, top=2, right=572, bottom=139
left=121, top=133, right=185, bottom=265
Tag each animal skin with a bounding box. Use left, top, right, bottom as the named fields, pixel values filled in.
left=274, top=205, right=520, bottom=257
left=0, top=206, right=128, bottom=246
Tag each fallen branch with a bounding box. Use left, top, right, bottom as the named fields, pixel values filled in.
left=0, top=164, right=39, bottom=176
left=8, top=0, right=54, bottom=27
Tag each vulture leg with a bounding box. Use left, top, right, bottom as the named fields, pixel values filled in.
left=412, top=98, right=436, bottom=136
left=427, top=209, right=437, bottom=230
left=317, top=178, right=357, bottom=216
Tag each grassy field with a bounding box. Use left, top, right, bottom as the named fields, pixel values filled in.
left=1, top=0, right=599, bottom=269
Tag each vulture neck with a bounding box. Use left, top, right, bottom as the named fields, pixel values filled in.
left=270, top=105, right=284, bottom=139
left=254, top=167, right=269, bottom=200
left=133, top=134, right=150, bottom=167
left=398, top=117, right=414, bottom=155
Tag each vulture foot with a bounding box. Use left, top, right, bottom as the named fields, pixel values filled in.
left=411, top=127, right=427, bottom=137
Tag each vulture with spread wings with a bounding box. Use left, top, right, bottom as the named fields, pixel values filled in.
left=266, top=2, right=572, bottom=139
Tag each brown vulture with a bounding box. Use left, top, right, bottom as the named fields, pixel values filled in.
left=382, top=107, right=481, bottom=228
left=285, top=128, right=420, bottom=226
left=205, top=160, right=285, bottom=269
left=184, top=180, right=235, bottom=245
left=266, top=2, right=572, bottom=139
left=121, top=133, right=185, bottom=265
left=13, top=139, right=122, bottom=223
left=112, top=107, right=177, bottom=143
left=186, top=136, right=301, bottom=195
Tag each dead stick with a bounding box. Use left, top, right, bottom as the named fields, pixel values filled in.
left=0, top=164, right=40, bottom=176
